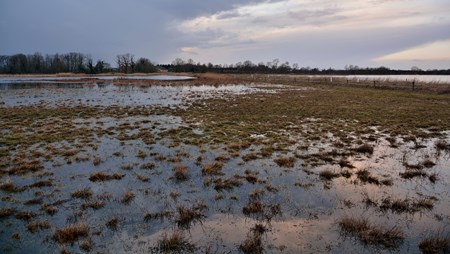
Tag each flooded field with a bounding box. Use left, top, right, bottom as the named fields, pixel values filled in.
left=0, top=74, right=449, bottom=253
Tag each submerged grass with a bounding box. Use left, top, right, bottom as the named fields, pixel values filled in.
left=338, top=216, right=404, bottom=248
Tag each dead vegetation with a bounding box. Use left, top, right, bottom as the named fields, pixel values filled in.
left=239, top=224, right=267, bottom=254
left=120, top=190, right=135, bottom=204
left=176, top=202, right=207, bottom=228
left=274, top=156, right=296, bottom=168
left=53, top=222, right=89, bottom=244
left=338, top=216, right=404, bottom=248
left=419, top=233, right=450, bottom=254
left=242, top=200, right=281, bottom=220
left=319, top=169, right=340, bottom=180
left=0, top=207, right=16, bottom=218
left=157, top=230, right=195, bottom=253
left=172, top=165, right=189, bottom=181
left=201, top=161, right=224, bottom=175
left=71, top=187, right=93, bottom=199
left=89, top=171, right=124, bottom=182
left=106, top=216, right=119, bottom=230
left=26, top=220, right=50, bottom=233
left=15, top=211, right=35, bottom=221
left=81, top=200, right=105, bottom=210
left=380, top=197, right=435, bottom=213
left=0, top=181, right=25, bottom=192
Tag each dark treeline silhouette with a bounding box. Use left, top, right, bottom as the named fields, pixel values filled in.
left=1, top=53, right=449, bottom=75
left=0, top=52, right=158, bottom=74
left=162, top=58, right=450, bottom=75
left=0, top=52, right=113, bottom=74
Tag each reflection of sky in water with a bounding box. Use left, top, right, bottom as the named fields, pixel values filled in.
left=0, top=83, right=265, bottom=107
left=0, top=75, right=196, bottom=83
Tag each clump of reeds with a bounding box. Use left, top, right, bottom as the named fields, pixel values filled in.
left=157, top=230, right=195, bottom=252
left=176, top=202, right=207, bottom=228
left=239, top=224, right=268, bottom=254
left=53, top=222, right=89, bottom=244
left=172, top=165, right=189, bottom=181
left=71, top=188, right=93, bottom=199
left=338, top=216, right=404, bottom=248
left=201, top=162, right=224, bottom=175
left=419, top=233, right=450, bottom=254
left=89, top=172, right=124, bottom=182
left=274, top=156, right=296, bottom=168
left=26, top=220, right=50, bottom=233
left=120, top=190, right=135, bottom=204
left=355, top=144, right=374, bottom=154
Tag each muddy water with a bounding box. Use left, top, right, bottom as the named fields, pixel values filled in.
left=0, top=80, right=449, bottom=253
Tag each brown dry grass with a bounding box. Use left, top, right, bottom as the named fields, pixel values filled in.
left=201, top=161, right=224, bottom=175
left=338, top=216, right=404, bottom=248
left=120, top=190, right=135, bottom=204
left=274, top=156, right=296, bottom=168
left=89, top=171, right=124, bottom=182
left=419, top=233, right=450, bottom=254
left=53, top=222, right=89, bottom=244
left=176, top=202, right=207, bottom=228
left=71, top=188, right=93, bottom=199
left=157, top=230, right=195, bottom=252
left=172, top=165, right=189, bottom=181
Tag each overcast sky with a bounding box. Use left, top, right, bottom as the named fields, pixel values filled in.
left=1, top=0, right=449, bottom=69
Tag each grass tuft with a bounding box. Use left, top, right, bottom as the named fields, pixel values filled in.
left=338, top=216, right=404, bottom=248
left=201, top=162, right=224, bottom=175
left=53, top=222, right=89, bottom=244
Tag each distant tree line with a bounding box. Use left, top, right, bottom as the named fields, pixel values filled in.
left=0, top=52, right=158, bottom=74
left=0, top=52, right=113, bottom=74
left=1, top=53, right=449, bottom=75
left=162, top=58, right=450, bottom=75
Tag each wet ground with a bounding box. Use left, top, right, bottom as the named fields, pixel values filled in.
left=0, top=76, right=449, bottom=253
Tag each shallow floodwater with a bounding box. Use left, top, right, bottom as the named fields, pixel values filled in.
left=0, top=75, right=196, bottom=84
left=0, top=80, right=449, bottom=254
left=334, top=75, right=450, bottom=83
left=0, top=83, right=265, bottom=107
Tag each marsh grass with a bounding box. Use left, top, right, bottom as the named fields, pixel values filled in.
left=144, top=211, right=174, bottom=222
left=380, top=197, right=434, bottom=213
left=71, top=188, right=93, bottom=199
left=106, top=216, right=119, bottom=230
left=356, top=169, right=381, bottom=185
left=239, top=224, right=268, bottom=254
left=274, top=156, right=296, bottom=168
left=81, top=200, right=105, bottom=210
left=140, top=162, right=155, bottom=170
left=157, top=230, right=195, bottom=253
left=176, top=202, right=207, bottom=228
left=213, top=177, right=242, bottom=191
left=15, top=211, right=35, bottom=221
left=419, top=233, right=450, bottom=254
left=0, top=207, right=16, bottom=218
left=29, top=180, right=53, bottom=188
left=319, top=170, right=340, bottom=180
left=89, top=172, right=124, bottom=182
left=172, top=165, right=189, bottom=181
left=120, top=190, right=135, bottom=204
left=0, top=181, right=25, bottom=192
left=26, top=220, right=50, bottom=233
left=80, top=238, right=92, bottom=251
left=201, top=162, right=224, bottom=175
left=242, top=200, right=281, bottom=220
left=338, top=216, right=404, bottom=248
left=53, top=222, right=89, bottom=244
